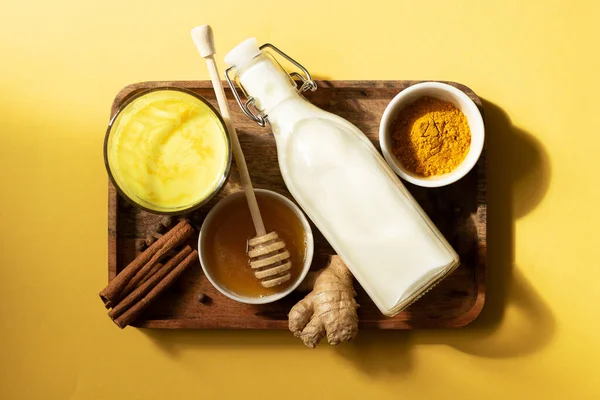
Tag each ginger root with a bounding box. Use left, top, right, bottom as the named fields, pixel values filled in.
left=288, top=256, right=359, bottom=348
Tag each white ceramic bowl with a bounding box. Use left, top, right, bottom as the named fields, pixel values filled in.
left=379, top=82, right=485, bottom=187
left=198, top=189, right=314, bottom=304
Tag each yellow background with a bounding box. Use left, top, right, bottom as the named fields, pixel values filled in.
left=1, top=0, right=598, bottom=399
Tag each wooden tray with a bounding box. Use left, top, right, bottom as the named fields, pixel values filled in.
left=108, top=80, right=486, bottom=329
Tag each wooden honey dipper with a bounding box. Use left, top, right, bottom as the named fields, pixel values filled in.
left=192, top=25, right=292, bottom=288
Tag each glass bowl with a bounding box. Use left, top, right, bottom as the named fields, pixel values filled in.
left=104, top=87, right=231, bottom=215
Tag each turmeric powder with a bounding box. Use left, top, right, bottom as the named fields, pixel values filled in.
left=391, top=96, right=471, bottom=177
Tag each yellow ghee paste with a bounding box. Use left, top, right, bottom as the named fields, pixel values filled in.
left=107, top=90, right=229, bottom=212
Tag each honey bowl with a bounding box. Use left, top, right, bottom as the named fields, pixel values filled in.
left=198, top=189, right=314, bottom=304
left=379, top=82, right=485, bottom=188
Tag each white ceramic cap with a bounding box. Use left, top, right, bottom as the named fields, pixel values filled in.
left=224, top=37, right=261, bottom=68
left=190, top=25, right=216, bottom=58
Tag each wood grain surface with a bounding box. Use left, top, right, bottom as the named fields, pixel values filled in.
left=107, top=80, right=486, bottom=329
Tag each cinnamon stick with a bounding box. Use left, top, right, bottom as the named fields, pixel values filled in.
left=113, top=249, right=198, bottom=329
left=124, top=261, right=164, bottom=297
left=109, top=246, right=192, bottom=320
left=99, top=219, right=193, bottom=308
left=139, top=262, right=163, bottom=286
left=120, top=258, right=161, bottom=298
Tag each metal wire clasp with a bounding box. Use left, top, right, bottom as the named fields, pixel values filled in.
left=225, top=43, right=317, bottom=127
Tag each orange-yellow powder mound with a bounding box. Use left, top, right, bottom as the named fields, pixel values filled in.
left=391, top=96, right=471, bottom=177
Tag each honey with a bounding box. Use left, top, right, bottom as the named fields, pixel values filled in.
left=201, top=192, right=307, bottom=297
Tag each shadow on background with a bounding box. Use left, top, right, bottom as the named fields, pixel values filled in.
left=444, top=99, right=555, bottom=355
left=141, top=98, right=555, bottom=375
left=142, top=329, right=297, bottom=358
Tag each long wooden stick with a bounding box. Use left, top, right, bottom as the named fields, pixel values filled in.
left=191, top=25, right=266, bottom=236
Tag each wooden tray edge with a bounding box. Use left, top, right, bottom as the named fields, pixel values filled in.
left=107, top=80, right=487, bottom=329
left=109, top=80, right=484, bottom=114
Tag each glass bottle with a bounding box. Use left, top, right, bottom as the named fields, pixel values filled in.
left=225, top=39, right=459, bottom=316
